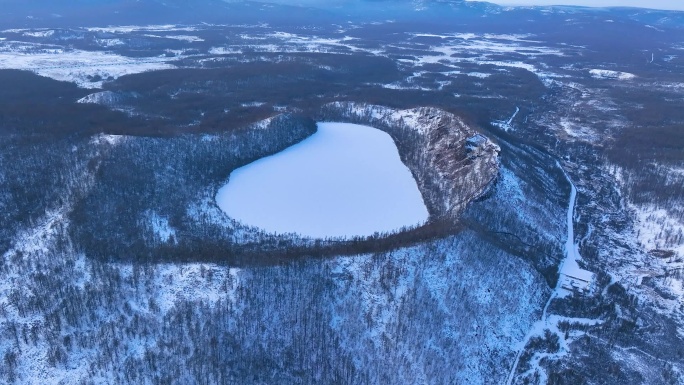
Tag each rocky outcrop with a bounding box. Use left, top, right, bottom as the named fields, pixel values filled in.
left=76, top=90, right=124, bottom=105
left=320, top=102, right=500, bottom=219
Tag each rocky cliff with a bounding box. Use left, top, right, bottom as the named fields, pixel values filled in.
left=321, top=102, right=500, bottom=219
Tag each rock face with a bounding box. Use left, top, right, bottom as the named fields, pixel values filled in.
left=321, top=102, right=500, bottom=219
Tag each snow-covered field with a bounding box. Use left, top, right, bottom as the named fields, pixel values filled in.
left=632, top=203, right=684, bottom=256
left=216, top=122, right=429, bottom=238
left=0, top=41, right=174, bottom=88
left=0, top=23, right=573, bottom=90
left=589, top=69, right=636, bottom=80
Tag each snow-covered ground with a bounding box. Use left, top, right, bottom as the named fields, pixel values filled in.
left=143, top=211, right=177, bottom=244
left=216, top=122, right=429, bottom=238
left=84, top=24, right=200, bottom=33
left=632, top=204, right=684, bottom=256
left=143, top=34, right=204, bottom=42
left=505, top=163, right=597, bottom=384
left=0, top=23, right=573, bottom=90
left=589, top=69, right=636, bottom=80
left=493, top=106, right=520, bottom=131
left=0, top=41, right=174, bottom=88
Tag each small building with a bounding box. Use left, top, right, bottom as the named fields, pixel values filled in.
left=559, top=268, right=595, bottom=294
left=465, top=134, right=488, bottom=159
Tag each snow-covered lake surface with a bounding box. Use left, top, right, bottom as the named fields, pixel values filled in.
left=216, top=122, right=429, bottom=238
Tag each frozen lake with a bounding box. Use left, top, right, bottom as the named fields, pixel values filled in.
left=216, top=122, right=429, bottom=238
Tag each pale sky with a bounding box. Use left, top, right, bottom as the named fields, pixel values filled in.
left=465, top=0, right=684, bottom=11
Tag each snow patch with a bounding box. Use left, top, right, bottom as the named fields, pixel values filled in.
left=632, top=204, right=684, bottom=256
left=208, top=46, right=243, bottom=55
left=144, top=34, right=204, bottom=42
left=144, top=211, right=177, bottom=244
left=23, top=30, right=55, bottom=38
left=467, top=72, right=491, bottom=78
left=143, top=263, right=242, bottom=313
left=559, top=117, right=597, bottom=142
left=240, top=101, right=266, bottom=107
left=77, top=90, right=121, bottom=105
left=0, top=41, right=175, bottom=88
left=89, top=133, right=124, bottom=146
left=589, top=69, right=636, bottom=80
left=85, top=24, right=199, bottom=34
left=94, top=38, right=125, bottom=47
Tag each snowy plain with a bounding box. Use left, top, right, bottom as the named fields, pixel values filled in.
left=464, top=0, right=684, bottom=11
left=0, top=42, right=174, bottom=88
left=216, top=122, right=429, bottom=238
